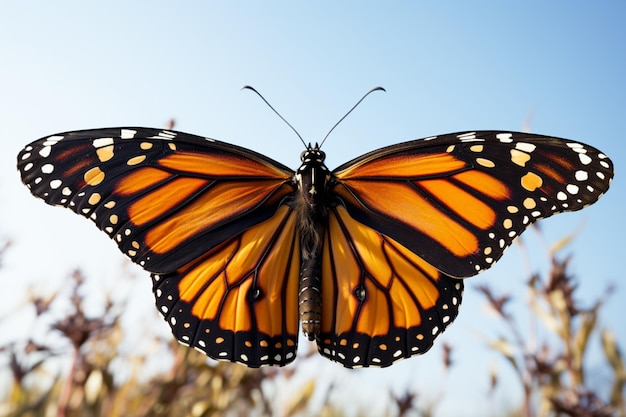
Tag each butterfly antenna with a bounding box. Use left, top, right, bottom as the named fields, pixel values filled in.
left=319, top=86, right=386, bottom=148
left=242, top=85, right=307, bottom=148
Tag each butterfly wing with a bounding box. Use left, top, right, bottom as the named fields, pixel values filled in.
left=332, top=131, right=613, bottom=278
left=18, top=127, right=296, bottom=273
left=18, top=127, right=301, bottom=366
left=153, top=205, right=301, bottom=367
left=318, top=205, right=463, bottom=368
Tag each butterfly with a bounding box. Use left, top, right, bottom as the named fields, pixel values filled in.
left=17, top=94, right=613, bottom=368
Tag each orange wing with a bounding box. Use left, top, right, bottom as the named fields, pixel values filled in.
left=318, top=205, right=463, bottom=368
left=153, top=205, right=301, bottom=367
left=18, top=128, right=302, bottom=366
left=332, top=131, right=613, bottom=278
left=18, top=128, right=296, bottom=273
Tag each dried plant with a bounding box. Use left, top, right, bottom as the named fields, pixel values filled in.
left=477, top=232, right=624, bottom=417
left=0, top=261, right=457, bottom=417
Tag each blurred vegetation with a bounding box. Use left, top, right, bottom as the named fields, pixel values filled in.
left=0, top=228, right=624, bottom=417
left=477, top=234, right=625, bottom=417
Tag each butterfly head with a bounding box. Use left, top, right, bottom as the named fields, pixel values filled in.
left=300, top=142, right=326, bottom=164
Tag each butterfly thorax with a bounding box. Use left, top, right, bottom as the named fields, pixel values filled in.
left=294, top=145, right=331, bottom=257
left=294, top=144, right=330, bottom=340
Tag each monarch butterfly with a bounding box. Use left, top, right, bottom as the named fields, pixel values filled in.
left=17, top=89, right=613, bottom=368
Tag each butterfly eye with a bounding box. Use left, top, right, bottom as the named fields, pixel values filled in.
left=300, top=150, right=307, bottom=161
left=318, top=150, right=326, bottom=161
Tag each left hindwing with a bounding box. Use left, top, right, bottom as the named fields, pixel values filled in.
left=153, top=205, right=301, bottom=367
left=332, top=131, right=613, bottom=278
left=18, top=128, right=296, bottom=273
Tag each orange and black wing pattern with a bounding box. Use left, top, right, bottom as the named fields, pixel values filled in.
left=18, top=128, right=295, bottom=273
left=318, top=205, right=463, bottom=367
left=17, top=126, right=614, bottom=369
left=332, top=131, right=613, bottom=279
left=316, top=130, right=613, bottom=367
left=153, top=205, right=301, bottom=367
left=18, top=127, right=300, bottom=366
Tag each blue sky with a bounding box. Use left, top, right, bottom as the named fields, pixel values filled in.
left=1, top=3, right=624, bottom=415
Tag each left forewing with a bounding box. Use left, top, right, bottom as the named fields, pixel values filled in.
left=17, top=127, right=296, bottom=273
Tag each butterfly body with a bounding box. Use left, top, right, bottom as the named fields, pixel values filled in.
left=293, top=144, right=330, bottom=340
left=18, top=127, right=613, bottom=368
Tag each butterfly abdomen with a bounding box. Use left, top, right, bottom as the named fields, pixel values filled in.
left=299, top=256, right=322, bottom=339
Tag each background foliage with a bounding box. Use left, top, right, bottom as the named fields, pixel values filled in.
left=0, top=228, right=623, bottom=417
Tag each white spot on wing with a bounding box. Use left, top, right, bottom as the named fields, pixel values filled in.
left=575, top=170, right=588, bottom=181
left=93, top=137, right=114, bottom=147
left=578, top=154, right=592, bottom=165
left=43, top=136, right=63, bottom=144
left=515, top=142, right=536, bottom=153
left=39, top=146, right=52, bottom=158
left=566, top=184, right=579, bottom=195
left=496, top=133, right=513, bottom=143
left=121, top=129, right=137, bottom=139
left=41, top=164, right=54, bottom=174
